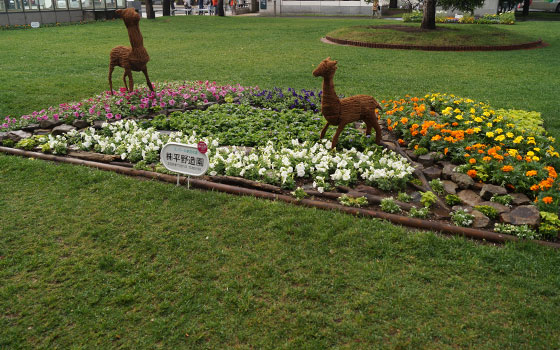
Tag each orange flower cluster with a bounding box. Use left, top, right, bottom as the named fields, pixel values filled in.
left=501, top=165, right=514, bottom=172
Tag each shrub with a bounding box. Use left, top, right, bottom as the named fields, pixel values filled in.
left=445, top=194, right=462, bottom=206
left=451, top=209, right=474, bottom=227
left=380, top=197, right=401, bottom=214
left=397, top=192, right=412, bottom=203
left=339, top=194, right=369, bottom=208
left=409, top=206, right=430, bottom=219
left=490, top=194, right=513, bottom=206
left=474, top=205, right=499, bottom=220
left=429, top=179, right=445, bottom=195
left=420, top=191, right=438, bottom=208
left=494, top=223, right=540, bottom=240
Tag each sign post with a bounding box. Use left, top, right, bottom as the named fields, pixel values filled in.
left=160, top=142, right=209, bottom=188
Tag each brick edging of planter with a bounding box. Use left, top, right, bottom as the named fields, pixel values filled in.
left=324, top=36, right=544, bottom=51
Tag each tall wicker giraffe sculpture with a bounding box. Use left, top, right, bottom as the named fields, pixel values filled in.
left=312, top=57, right=382, bottom=149
left=109, top=8, right=154, bottom=95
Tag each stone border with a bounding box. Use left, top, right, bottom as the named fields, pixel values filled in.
left=324, top=36, right=545, bottom=51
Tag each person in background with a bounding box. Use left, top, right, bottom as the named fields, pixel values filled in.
left=372, top=0, right=381, bottom=18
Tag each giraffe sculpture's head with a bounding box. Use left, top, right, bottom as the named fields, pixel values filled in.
left=312, top=57, right=338, bottom=78
left=116, top=8, right=140, bottom=27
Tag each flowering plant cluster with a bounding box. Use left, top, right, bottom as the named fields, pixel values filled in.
left=381, top=93, right=560, bottom=213
left=1, top=81, right=255, bottom=132
left=145, top=104, right=376, bottom=150
left=209, top=139, right=415, bottom=190
left=241, top=87, right=322, bottom=113
left=404, top=11, right=515, bottom=24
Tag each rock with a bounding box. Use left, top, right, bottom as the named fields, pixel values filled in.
left=510, top=193, right=531, bottom=206
left=477, top=201, right=510, bottom=214
left=500, top=205, right=540, bottom=227
left=442, top=180, right=458, bottom=194
left=457, top=189, right=482, bottom=207
left=93, top=120, right=106, bottom=129
left=380, top=140, right=397, bottom=152
left=7, top=130, right=32, bottom=142
left=353, top=184, right=384, bottom=196
left=442, top=163, right=457, bottom=179
left=452, top=205, right=473, bottom=213
left=451, top=172, right=474, bottom=189
left=72, top=119, right=90, bottom=129
left=479, top=184, right=508, bottom=200
left=471, top=210, right=490, bottom=229
left=21, top=123, right=40, bottom=132
left=405, top=149, right=418, bottom=161
left=417, top=152, right=436, bottom=167
left=472, top=182, right=484, bottom=192
left=422, top=166, right=442, bottom=180
left=67, top=151, right=119, bottom=163
left=39, top=119, right=63, bottom=129
left=51, top=124, right=76, bottom=136
left=157, top=130, right=174, bottom=136
left=33, top=129, right=51, bottom=135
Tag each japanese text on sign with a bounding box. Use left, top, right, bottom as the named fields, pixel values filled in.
left=160, top=142, right=209, bottom=176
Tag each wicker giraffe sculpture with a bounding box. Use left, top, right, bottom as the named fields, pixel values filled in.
left=109, top=8, right=154, bottom=95
left=313, top=57, right=382, bottom=149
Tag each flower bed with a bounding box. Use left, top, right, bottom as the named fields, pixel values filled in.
left=2, top=82, right=560, bottom=241
left=403, top=11, right=516, bottom=24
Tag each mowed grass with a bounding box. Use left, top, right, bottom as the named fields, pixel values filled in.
left=2, top=154, right=560, bottom=349
left=326, top=23, right=540, bottom=46
left=2, top=17, right=560, bottom=349
left=0, top=17, right=559, bottom=138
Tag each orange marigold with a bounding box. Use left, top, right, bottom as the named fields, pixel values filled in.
left=530, top=184, right=539, bottom=191
left=526, top=170, right=537, bottom=177
left=469, top=158, right=476, bottom=164
left=542, top=196, right=554, bottom=204
left=467, top=169, right=477, bottom=178
left=501, top=165, right=514, bottom=172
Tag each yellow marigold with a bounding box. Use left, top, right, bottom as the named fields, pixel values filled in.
left=533, top=148, right=540, bottom=152
left=473, top=127, right=481, bottom=133
left=527, top=151, right=535, bottom=157
left=501, top=165, right=514, bottom=172
left=506, top=132, right=514, bottom=138
left=456, top=115, right=463, bottom=120
left=486, top=132, right=495, bottom=138
left=474, top=117, right=483, bottom=123
left=487, top=122, right=493, bottom=128
left=533, top=156, right=540, bottom=162
left=495, top=128, right=503, bottom=134
left=495, top=135, right=506, bottom=142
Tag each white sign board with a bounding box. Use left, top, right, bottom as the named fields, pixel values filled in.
left=160, top=142, right=209, bottom=176
left=31, top=22, right=40, bottom=28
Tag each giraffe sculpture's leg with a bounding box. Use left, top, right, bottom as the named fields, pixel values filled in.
left=142, top=67, right=154, bottom=92
left=122, top=71, right=128, bottom=91
left=331, top=123, right=347, bottom=150
left=319, top=123, right=330, bottom=139
left=126, top=70, right=134, bottom=92
left=109, top=64, right=115, bottom=95
left=364, top=110, right=382, bottom=145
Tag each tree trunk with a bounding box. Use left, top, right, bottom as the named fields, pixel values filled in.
left=389, top=0, right=397, bottom=8
left=145, top=0, right=156, bottom=19
left=217, top=0, right=225, bottom=15
left=522, top=0, right=530, bottom=16
left=421, top=0, right=437, bottom=30
left=163, top=0, right=171, bottom=15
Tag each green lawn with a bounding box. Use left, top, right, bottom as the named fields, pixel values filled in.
left=1, top=17, right=560, bottom=349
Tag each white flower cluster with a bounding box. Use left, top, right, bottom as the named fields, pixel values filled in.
left=209, top=139, right=415, bottom=190
left=77, top=120, right=218, bottom=163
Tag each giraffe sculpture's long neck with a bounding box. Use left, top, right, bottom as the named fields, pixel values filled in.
left=127, top=25, right=144, bottom=49
left=321, top=75, right=341, bottom=122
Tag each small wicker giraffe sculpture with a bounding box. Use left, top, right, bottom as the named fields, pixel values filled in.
left=109, top=8, right=154, bottom=95
left=313, top=57, right=382, bottom=149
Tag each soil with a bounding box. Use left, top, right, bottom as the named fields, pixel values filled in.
left=365, top=24, right=452, bottom=33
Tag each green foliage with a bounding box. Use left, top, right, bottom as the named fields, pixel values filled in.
left=494, top=223, right=540, bottom=240
left=429, top=178, right=445, bottom=195
left=147, top=104, right=376, bottom=150
left=2, top=139, right=15, bottom=147
left=490, top=194, right=513, bottom=206
left=397, top=192, right=412, bottom=203
left=498, top=109, right=545, bottom=136
left=291, top=187, right=308, bottom=201
left=420, top=191, right=438, bottom=208
left=15, top=137, right=38, bottom=151
left=474, top=205, right=499, bottom=220
left=402, top=11, right=423, bottom=22
left=539, top=212, right=560, bottom=240
left=414, top=147, right=429, bottom=156
left=445, top=194, right=462, bottom=206
left=409, top=206, right=430, bottom=219
left=439, top=0, right=486, bottom=15
left=380, top=197, right=401, bottom=213
left=409, top=178, right=423, bottom=187
left=338, top=194, right=369, bottom=208
left=451, top=209, right=475, bottom=227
